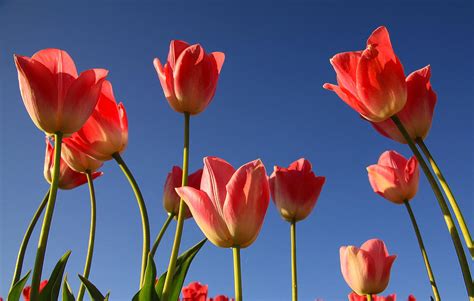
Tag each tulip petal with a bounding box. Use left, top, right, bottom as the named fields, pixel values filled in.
left=366, top=26, right=397, bottom=65
left=154, top=58, right=179, bottom=108
left=168, top=40, right=190, bottom=70
left=201, top=157, right=235, bottom=215
left=329, top=51, right=362, bottom=97
left=32, top=48, right=78, bottom=78
left=323, top=83, right=372, bottom=118
left=211, top=52, right=225, bottom=74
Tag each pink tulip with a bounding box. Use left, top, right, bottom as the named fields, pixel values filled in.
left=44, top=139, right=102, bottom=190
left=182, top=282, right=208, bottom=301
left=61, top=139, right=103, bottom=173
left=176, top=157, right=270, bottom=248
left=371, top=66, right=437, bottom=143
left=14, top=49, right=107, bottom=135
left=367, top=151, right=419, bottom=204
left=154, top=40, right=225, bottom=115
left=163, top=166, right=203, bottom=217
left=340, top=239, right=396, bottom=295
left=269, top=158, right=326, bottom=222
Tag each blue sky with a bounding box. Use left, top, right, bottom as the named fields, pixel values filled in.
left=0, top=1, right=472, bottom=300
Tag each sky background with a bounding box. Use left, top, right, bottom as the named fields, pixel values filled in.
left=0, top=0, right=473, bottom=300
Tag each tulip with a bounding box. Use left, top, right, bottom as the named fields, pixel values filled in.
left=367, top=151, right=419, bottom=204
left=269, top=158, right=326, bottom=222
left=153, top=40, right=225, bottom=115
left=63, top=80, right=128, bottom=161
left=348, top=292, right=416, bottom=301
left=323, top=26, right=406, bottom=122
left=209, top=296, right=233, bottom=301
left=176, top=157, right=270, bottom=248
left=340, top=239, right=396, bottom=296
left=163, top=166, right=203, bottom=218
left=14, top=48, right=107, bottom=135
left=371, top=66, right=436, bottom=143
left=22, top=280, right=48, bottom=301
left=182, top=282, right=208, bottom=301
left=44, top=138, right=102, bottom=190
left=61, top=140, right=103, bottom=173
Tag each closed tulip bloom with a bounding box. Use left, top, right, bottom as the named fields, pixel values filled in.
left=63, top=80, right=128, bottom=161
left=154, top=40, right=225, bottom=115
left=163, top=166, right=203, bottom=218
left=323, top=26, right=407, bottom=122
left=371, top=66, right=437, bottom=143
left=182, top=282, right=208, bottom=301
left=23, top=280, right=48, bottom=301
left=340, top=239, right=397, bottom=295
left=269, top=158, right=326, bottom=222
left=367, top=151, right=419, bottom=204
left=176, top=157, right=270, bottom=248
left=61, top=140, right=103, bottom=173
left=14, top=49, right=108, bottom=135
left=44, top=139, right=102, bottom=190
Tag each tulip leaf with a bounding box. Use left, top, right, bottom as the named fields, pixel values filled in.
left=62, top=276, right=75, bottom=301
left=39, top=250, right=72, bottom=301
left=78, top=275, right=109, bottom=301
left=155, top=238, right=207, bottom=301
left=132, top=254, right=159, bottom=301
left=7, top=270, right=31, bottom=301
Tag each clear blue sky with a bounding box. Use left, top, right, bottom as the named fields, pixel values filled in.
left=1, top=1, right=472, bottom=300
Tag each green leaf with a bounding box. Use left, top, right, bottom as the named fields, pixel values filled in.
left=156, top=238, right=207, bottom=301
left=39, top=250, right=72, bottom=301
left=7, top=270, right=31, bottom=301
left=62, top=276, right=75, bottom=301
left=78, top=275, right=108, bottom=301
left=132, top=254, right=159, bottom=301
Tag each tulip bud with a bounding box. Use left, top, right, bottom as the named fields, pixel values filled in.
left=182, top=282, right=208, bottom=301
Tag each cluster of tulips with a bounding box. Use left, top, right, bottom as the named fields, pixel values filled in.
left=3, top=25, right=473, bottom=301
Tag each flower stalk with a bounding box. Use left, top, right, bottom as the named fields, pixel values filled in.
left=233, top=247, right=243, bottom=301
left=290, top=221, right=298, bottom=301
left=150, top=214, right=174, bottom=258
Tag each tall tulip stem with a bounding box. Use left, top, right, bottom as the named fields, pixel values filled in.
left=113, top=152, right=150, bottom=287
left=290, top=221, right=298, bottom=301
left=366, top=294, right=373, bottom=301
left=77, top=171, right=98, bottom=301
left=30, top=132, right=63, bottom=301
left=233, top=247, right=243, bottom=301
left=10, top=189, right=50, bottom=289
left=391, top=115, right=473, bottom=299
left=162, top=112, right=190, bottom=300
left=404, top=200, right=441, bottom=301
left=150, top=214, right=174, bottom=258
left=416, top=138, right=474, bottom=259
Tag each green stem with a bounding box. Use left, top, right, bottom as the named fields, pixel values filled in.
left=416, top=138, right=474, bottom=259
left=150, top=214, right=174, bottom=258
left=290, top=221, right=298, bottom=301
left=10, top=189, right=50, bottom=289
left=233, top=247, right=243, bottom=301
left=404, top=200, right=441, bottom=301
left=113, top=152, right=150, bottom=287
left=162, top=112, right=190, bottom=300
left=391, top=115, right=473, bottom=299
left=77, top=171, right=97, bottom=301
left=366, top=294, right=373, bottom=301
left=30, top=132, right=63, bottom=301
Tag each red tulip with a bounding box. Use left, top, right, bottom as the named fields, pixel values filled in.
left=371, top=66, right=437, bottom=143
left=44, top=139, right=102, bottom=190
left=61, top=140, right=103, bottom=173
left=348, top=292, right=416, bottom=301
left=154, top=40, right=225, bottom=115
left=163, top=166, right=203, bottom=217
left=367, top=151, right=419, bottom=204
left=63, top=80, right=128, bottom=161
left=323, top=26, right=406, bottom=122
left=340, top=239, right=396, bottom=295
left=269, top=158, right=326, bottom=222
left=208, top=295, right=233, bottom=301
left=182, top=282, right=208, bottom=301
left=176, top=157, right=270, bottom=248
left=14, top=49, right=107, bottom=135
left=22, top=280, right=48, bottom=301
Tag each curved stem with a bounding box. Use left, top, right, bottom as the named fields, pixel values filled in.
left=150, top=214, right=174, bottom=258
left=233, top=247, right=243, bottom=301
left=162, top=112, right=190, bottom=300
left=416, top=138, right=473, bottom=259
left=113, top=152, right=150, bottom=287
left=10, top=189, right=50, bottom=289
left=404, top=200, right=441, bottom=301
left=77, top=171, right=97, bottom=301
left=290, top=221, right=298, bottom=301
left=391, top=115, right=473, bottom=299
left=30, top=132, right=63, bottom=301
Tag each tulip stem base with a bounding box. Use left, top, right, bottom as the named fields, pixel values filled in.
left=113, top=152, right=150, bottom=287
left=162, top=112, right=190, bottom=300
left=416, top=138, right=474, bottom=259
left=77, top=171, right=97, bottom=301
left=290, top=221, right=298, bottom=301
left=233, top=247, right=243, bottom=301
left=404, top=200, right=441, bottom=301
left=150, top=214, right=174, bottom=257
left=391, top=115, right=473, bottom=299
left=10, top=189, right=50, bottom=289
left=366, top=294, right=373, bottom=301
left=30, top=133, right=63, bottom=301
